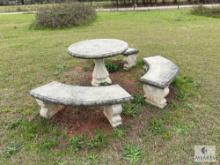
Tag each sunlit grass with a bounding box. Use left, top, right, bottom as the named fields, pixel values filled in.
left=0, top=10, right=220, bottom=164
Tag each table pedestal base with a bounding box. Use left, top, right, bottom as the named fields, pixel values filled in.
left=91, top=59, right=112, bottom=86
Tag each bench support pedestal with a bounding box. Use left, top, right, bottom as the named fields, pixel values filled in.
left=103, top=104, right=122, bottom=127
left=36, top=99, right=63, bottom=118
left=143, top=85, right=169, bottom=109
left=123, top=54, right=137, bottom=70
left=92, top=59, right=112, bottom=86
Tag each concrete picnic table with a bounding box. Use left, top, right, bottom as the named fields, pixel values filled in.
left=67, top=39, right=128, bottom=86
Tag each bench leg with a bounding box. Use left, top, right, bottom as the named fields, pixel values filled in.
left=36, top=99, right=63, bottom=118
left=103, top=104, right=122, bottom=127
left=143, top=85, right=169, bottom=109
left=123, top=54, right=137, bottom=70
left=92, top=59, right=112, bottom=86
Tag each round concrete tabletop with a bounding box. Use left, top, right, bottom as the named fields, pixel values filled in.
left=67, top=39, right=128, bottom=59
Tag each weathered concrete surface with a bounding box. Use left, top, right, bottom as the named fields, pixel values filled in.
left=91, top=59, right=112, bottom=86
left=123, top=54, right=137, bottom=70
left=30, top=81, right=133, bottom=106
left=36, top=99, right=64, bottom=118
left=104, top=104, right=122, bottom=127
left=68, top=39, right=128, bottom=59
left=143, top=84, right=169, bottom=109
left=30, top=81, right=132, bottom=127
left=122, top=48, right=139, bottom=56
left=140, top=56, right=179, bottom=89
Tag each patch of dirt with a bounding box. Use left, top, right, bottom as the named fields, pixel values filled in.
left=52, top=60, right=176, bottom=137
left=166, top=85, right=176, bottom=103
left=52, top=106, right=112, bottom=137
left=111, top=71, right=142, bottom=94
left=63, top=64, right=92, bottom=86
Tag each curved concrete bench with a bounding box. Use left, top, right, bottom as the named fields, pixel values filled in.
left=30, top=81, right=132, bottom=127
left=140, top=56, right=179, bottom=108
left=122, top=48, right=139, bottom=70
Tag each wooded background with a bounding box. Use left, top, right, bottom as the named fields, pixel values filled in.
left=0, top=0, right=219, bottom=7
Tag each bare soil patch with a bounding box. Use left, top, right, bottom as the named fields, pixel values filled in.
left=52, top=106, right=112, bottom=137
left=52, top=61, right=176, bottom=137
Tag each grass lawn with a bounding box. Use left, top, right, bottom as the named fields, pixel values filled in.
left=0, top=9, right=219, bottom=164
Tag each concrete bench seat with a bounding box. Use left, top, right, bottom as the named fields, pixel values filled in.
left=122, top=48, right=139, bottom=70
left=30, top=81, right=133, bottom=127
left=140, top=56, right=179, bottom=108
left=123, top=48, right=139, bottom=56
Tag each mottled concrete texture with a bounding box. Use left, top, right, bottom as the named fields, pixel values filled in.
left=30, top=81, right=132, bottom=106
left=123, top=48, right=138, bottom=70
left=122, top=48, right=139, bottom=56
left=140, top=56, right=179, bottom=108
left=68, top=39, right=128, bottom=59
left=91, top=59, right=112, bottom=86
left=68, top=39, right=129, bottom=85
left=143, top=85, right=169, bottom=109
left=123, top=54, right=137, bottom=70
left=36, top=99, right=64, bottom=118
left=140, top=55, right=179, bottom=89
left=30, top=82, right=133, bottom=127
left=104, top=104, right=123, bottom=127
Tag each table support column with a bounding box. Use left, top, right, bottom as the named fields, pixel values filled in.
left=91, top=59, right=112, bottom=86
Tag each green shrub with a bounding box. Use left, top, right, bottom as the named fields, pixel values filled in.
left=191, top=5, right=220, bottom=18
left=4, top=143, right=21, bottom=158
left=122, top=95, right=145, bottom=117
left=39, top=138, right=58, bottom=151
left=122, top=103, right=140, bottom=117
left=69, top=131, right=109, bottom=151
left=131, top=95, right=145, bottom=106
left=149, top=119, right=166, bottom=135
left=122, top=143, right=143, bottom=164
left=100, top=82, right=110, bottom=86
left=105, top=61, right=119, bottom=73
left=87, top=130, right=107, bottom=149
left=8, top=119, right=25, bottom=129
left=172, top=76, right=200, bottom=101
left=7, top=118, right=57, bottom=140
left=87, top=154, right=98, bottom=165
left=136, top=60, right=145, bottom=68
left=70, top=135, right=85, bottom=151
left=35, top=3, right=96, bottom=28
left=112, top=127, right=125, bottom=138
